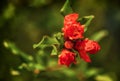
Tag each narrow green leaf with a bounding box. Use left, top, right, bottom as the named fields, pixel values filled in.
left=85, top=68, right=99, bottom=78
left=78, top=15, right=94, bottom=32
left=60, top=0, right=73, bottom=16
left=89, top=30, right=108, bottom=42
left=95, top=74, right=113, bottom=81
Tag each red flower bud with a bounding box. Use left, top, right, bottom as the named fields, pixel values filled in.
left=64, top=40, right=73, bottom=49
left=64, top=13, right=79, bottom=25
left=58, top=49, right=76, bottom=67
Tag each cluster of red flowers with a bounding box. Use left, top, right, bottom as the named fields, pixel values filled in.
left=58, top=13, right=101, bottom=67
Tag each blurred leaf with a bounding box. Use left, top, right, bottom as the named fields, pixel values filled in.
left=61, top=68, right=76, bottom=77
left=10, top=69, right=20, bottom=76
left=35, top=50, right=48, bottom=70
left=35, top=50, right=44, bottom=64
left=85, top=68, right=100, bottom=78
left=3, top=41, right=33, bottom=63
left=34, top=64, right=46, bottom=70
left=18, top=63, right=28, bottom=69
left=90, top=30, right=108, bottom=42
left=78, top=15, right=94, bottom=32
left=19, top=63, right=46, bottom=71
left=30, top=0, right=52, bottom=7
left=48, top=59, right=57, bottom=67
left=3, top=3, right=15, bottom=19
left=11, top=47, right=47, bottom=71
left=60, top=0, right=73, bottom=16
left=76, top=59, right=88, bottom=73
left=95, top=74, right=113, bottom=81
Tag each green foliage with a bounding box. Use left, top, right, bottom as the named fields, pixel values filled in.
left=60, top=0, right=73, bottom=16
left=33, top=32, right=63, bottom=56
left=33, top=35, right=59, bottom=49
left=78, top=15, right=95, bottom=32
left=3, top=41, right=46, bottom=71
left=51, top=45, right=58, bottom=55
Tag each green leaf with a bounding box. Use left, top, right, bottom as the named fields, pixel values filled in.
left=60, top=0, right=73, bottom=16
left=51, top=45, right=58, bottom=55
left=33, top=35, right=61, bottom=55
left=53, top=32, right=63, bottom=40
left=89, top=30, right=108, bottom=42
left=33, top=36, right=59, bottom=49
left=78, top=15, right=94, bottom=32
left=53, top=32, right=64, bottom=44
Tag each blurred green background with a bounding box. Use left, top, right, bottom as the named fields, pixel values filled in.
left=0, top=0, right=120, bottom=81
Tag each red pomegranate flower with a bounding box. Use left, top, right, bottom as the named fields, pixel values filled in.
left=63, top=22, right=84, bottom=40
left=58, top=49, right=76, bottom=67
left=84, top=38, right=101, bottom=54
left=62, top=13, right=84, bottom=40
left=75, top=38, right=100, bottom=62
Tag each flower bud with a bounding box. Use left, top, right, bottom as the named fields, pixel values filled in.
left=58, top=49, right=76, bottom=67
